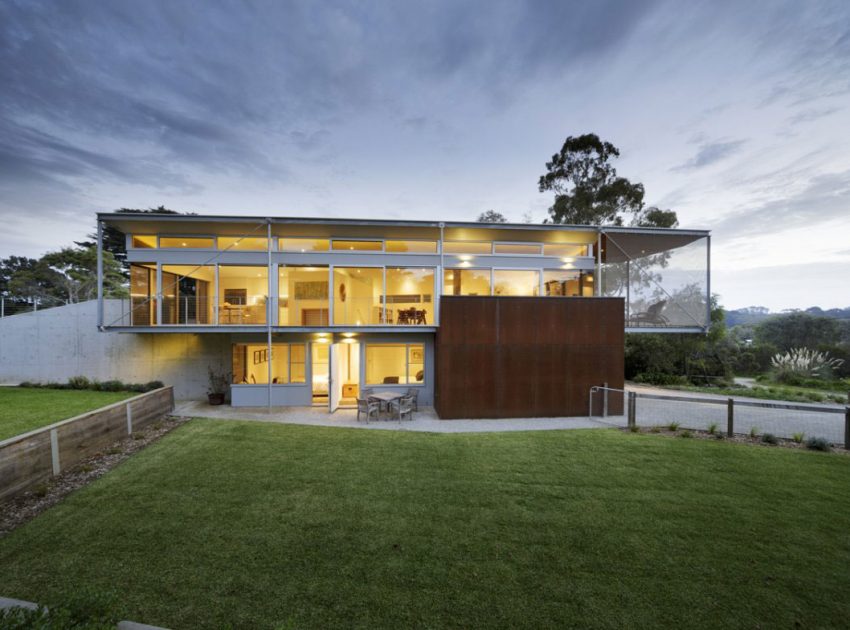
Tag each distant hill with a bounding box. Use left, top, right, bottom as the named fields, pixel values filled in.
left=725, top=306, right=850, bottom=327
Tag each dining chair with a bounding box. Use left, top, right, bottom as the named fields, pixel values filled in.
left=406, top=388, right=419, bottom=411
left=356, top=397, right=379, bottom=423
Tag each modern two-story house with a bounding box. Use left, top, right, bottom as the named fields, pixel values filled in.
left=95, top=213, right=710, bottom=418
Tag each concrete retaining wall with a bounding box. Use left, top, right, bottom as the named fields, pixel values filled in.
left=0, top=301, right=229, bottom=399
left=0, top=387, right=174, bottom=503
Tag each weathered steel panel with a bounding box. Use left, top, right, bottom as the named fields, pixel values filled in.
left=436, top=297, right=624, bottom=419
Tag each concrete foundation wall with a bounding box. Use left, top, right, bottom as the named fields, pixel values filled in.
left=0, top=301, right=230, bottom=399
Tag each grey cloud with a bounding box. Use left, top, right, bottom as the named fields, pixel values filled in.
left=711, top=169, right=850, bottom=240
left=787, top=107, right=839, bottom=125
left=672, top=140, right=747, bottom=171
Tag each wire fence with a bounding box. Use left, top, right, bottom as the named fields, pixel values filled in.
left=0, top=297, right=67, bottom=317
left=589, top=386, right=850, bottom=447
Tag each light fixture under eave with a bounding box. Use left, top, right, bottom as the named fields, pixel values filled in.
left=342, top=332, right=356, bottom=338
left=342, top=338, right=356, bottom=344
left=561, top=257, right=575, bottom=264
left=458, top=255, right=473, bottom=262
left=315, top=337, right=329, bottom=344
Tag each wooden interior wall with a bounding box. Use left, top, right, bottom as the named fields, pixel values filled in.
left=436, top=297, right=624, bottom=419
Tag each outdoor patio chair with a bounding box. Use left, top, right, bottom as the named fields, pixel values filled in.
left=390, top=395, right=414, bottom=421
left=356, top=397, right=379, bottom=423
left=630, top=300, right=669, bottom=326
left=406, top=388, right=419, bottom=411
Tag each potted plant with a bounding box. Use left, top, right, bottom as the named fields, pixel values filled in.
left=207, top=367, right=231, bottom=405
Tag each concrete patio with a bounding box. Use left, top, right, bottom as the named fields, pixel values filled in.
left=173, top=400, right=626, bottom=433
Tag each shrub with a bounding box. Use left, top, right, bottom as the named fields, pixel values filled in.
left=145, top=380, right=164, bottom=391
left=679, top=430, right=693, bottom=438
left=667, top=422, right=680, bottom=431
left=131, top=431, right=145, bottom=441
left=771, top=347, right=844, bottom=383
left=628, top=425, right=640, bottom=433
left=749, top=426, right=759, bottom=439
left=649, top=426, right=661, bottom=433
left=97, top=380, right=125, bottom=392
left=805, top=437, right=832, bottom=452
left=32, top=483, right=49, bottom=498
left=18, top=381, right=38, bottom=388
left=761, top=433, right=779, bottom=445
left=792, top=432, right=805, bottom=444
left=707, top=422, right=719, bottom=435
left=714, top=432, right=725, bottom=440
left=67, top=375, right=91, bottom=390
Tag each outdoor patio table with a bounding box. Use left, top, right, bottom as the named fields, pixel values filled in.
left=368, top=391, right=405, bottom=419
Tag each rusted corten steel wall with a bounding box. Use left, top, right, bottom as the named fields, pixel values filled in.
left=435, top=297, right=624, bottom=419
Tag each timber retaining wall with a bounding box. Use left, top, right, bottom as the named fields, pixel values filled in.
left=0, top=387, right=174, bottom=503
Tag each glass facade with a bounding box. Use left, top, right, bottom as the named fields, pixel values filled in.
left=280, top=238, right=329, bottom=252
left=332, top=240, right=382, bottom=251
left=129, top=263, right=156, bottom=326
left=443, top=268, right=490, bottom=296
left=493, top=270, right=540, bottom=296
left=219, top=266, right=268, bottom=325
left=543, top=270, right=594, bottom=297
left=365, top=343, right=425, bottom=385
left=161, top=265, right=215, bottom=324
left=218, top=237, right=269, bottom=250
left=232, top=343, right=306, bottom=384
left=385, top=268, right=434, bottom=325
left=159, top=237, right=214, bottom=249
left=385, top=240, right=438, bottom=253
left=279, top=266, right=330, bottom=326
left=333, top=267, right=383, bottom=325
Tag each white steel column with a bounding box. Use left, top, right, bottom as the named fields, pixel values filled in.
left=595, top=231, right=602, bottom=297
left=96, top=219, right=104, bottom=329
left=705, top=234, right=711, bottom=333
left=267, top=219, right=273, bottom=410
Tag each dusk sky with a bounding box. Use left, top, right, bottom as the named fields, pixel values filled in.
left=1, top=0, right=848, bottom=311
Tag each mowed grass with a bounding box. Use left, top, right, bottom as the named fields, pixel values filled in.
left=1, top=422, right=849, bottom=629
left=0, top=387, right=134, bottom=441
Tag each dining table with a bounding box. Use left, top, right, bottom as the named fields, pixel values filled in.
left=368, top=390, right=405, bottom=418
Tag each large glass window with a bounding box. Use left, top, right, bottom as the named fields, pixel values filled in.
left=494, top=243, right=542, bottom=255
left=442, top=268, right=491, bottom=296
left=385, top=240, right=438, bottom=253
left=543, top=270, right=594, bottom=297
left=279, top=266, right=329, bottom=326
left=231, top=343, right=307, bottom=384
left=543, top=243, right=589, bottom=258
left=218, top=237, right=269, bottom=250
left=159, top=236, right=214, bottom=249
left=161, top=265, right=215, bottom=324
left=279, top=238, right=330, bottom=252
left=332, top=240, right=383, bottom=252
left=131, top=235, right=156, bottom=248
left=443, top=241, right=491, bottom=255
left=130, top=263, right=157, bottom=326
left=365, top=343, right=425, bottom=385
left=493, top=270, right=540, bottom=296
left=333, top=267, right=384, bottom=325
left=218, top=266, right=268, bottom=325
left=385, top=268, right=434, bottom=325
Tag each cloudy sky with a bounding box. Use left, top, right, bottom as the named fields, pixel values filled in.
left=1, top=0, right=848, bottom=310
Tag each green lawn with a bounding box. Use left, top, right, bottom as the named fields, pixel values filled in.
left=0, top=388, right=135, bottom=441
left=1, top=422, right=849, bottom=629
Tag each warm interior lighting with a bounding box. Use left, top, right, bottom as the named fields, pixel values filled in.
left=561, top=257, right=575, bottom=264
left=458, top=255, right=473, bottom=262
left=181, top=242, right=187, bottom=247
left=342, top=332, right=355, bottom=338
left=342, top=338, right=356, bottom=344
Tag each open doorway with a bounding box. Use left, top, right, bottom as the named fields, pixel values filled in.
left=311, top=342, right=329, bottom=406
left=329, top=341, right=360, bottom=411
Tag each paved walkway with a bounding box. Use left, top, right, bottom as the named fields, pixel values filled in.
left=173, top=400, right=625, bottom=434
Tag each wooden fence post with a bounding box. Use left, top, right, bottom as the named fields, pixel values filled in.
left=727, top=398, right=734, bottom=438
left=628, top=392, right=636, bottom=429
left=845, top=406, right=849, bottom=451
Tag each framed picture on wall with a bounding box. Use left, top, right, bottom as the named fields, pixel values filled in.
left=410, top=347, right=424, bottom=363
